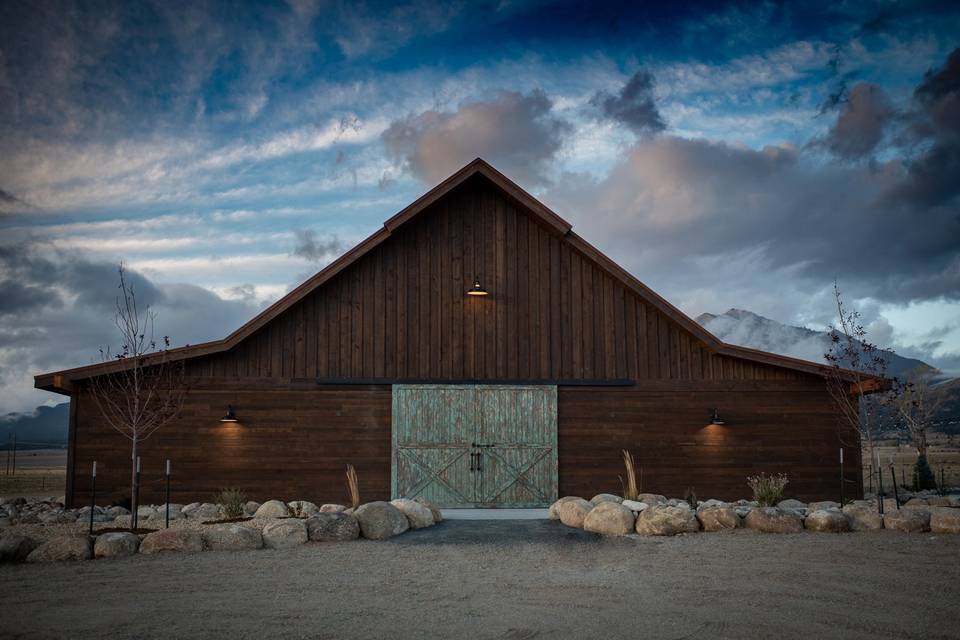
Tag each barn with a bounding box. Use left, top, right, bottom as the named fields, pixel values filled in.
left=36, top=158, right=864, bottom=508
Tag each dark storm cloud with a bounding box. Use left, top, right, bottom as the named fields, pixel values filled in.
left=0, top=240, right=262, bottom=411
left=590, top=70, right=666, bottom=135
left=824, top=82, right=894, bottom=159
left=543, top=131, right=959, bottom=308
left=382, top=90, right=570, bottom=186
left=291, top=229, right=345, bottom=263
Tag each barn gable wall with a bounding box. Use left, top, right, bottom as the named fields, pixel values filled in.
left=186, top=175, right=813, bottom=384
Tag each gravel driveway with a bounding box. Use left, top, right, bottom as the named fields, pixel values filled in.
left=1, top=521, right=958, bottom=639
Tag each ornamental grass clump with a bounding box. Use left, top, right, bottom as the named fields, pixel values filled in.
left=214, top=488, right=246, bottom=519
left=747, top=473, right=789, bottom=507
left=346, top=464, right=360, bottom=510
left=619, top=450, right=639, bottom=501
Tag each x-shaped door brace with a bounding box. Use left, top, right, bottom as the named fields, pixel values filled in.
left=480, top=446, right=552, bottom=503
left=397, top=447, right=472, bottom=503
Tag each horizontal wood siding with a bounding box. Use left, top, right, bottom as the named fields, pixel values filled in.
left=187, top=176, right=807, bottom=384
left=68, top=380, right=392, bottom=506
left=557, top=381, right=862, bottom=502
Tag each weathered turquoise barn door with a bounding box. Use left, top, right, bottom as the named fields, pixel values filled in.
left=475, top=386, right=558, bottom=508
left=392, top=385, right=476, bottom=506
left=392, top=384, right=558, bottom=508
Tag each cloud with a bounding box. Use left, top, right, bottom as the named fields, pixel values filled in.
left=590, top=69, right=666, bottom=135
left=824, top=82, right=895, bottom=158
left=291, top=229, right=346, bottom=263
left=542, top=133, right=959, bottom=310
left=0, top=241, right=263, bottom=413
left=383, top=90, right=570, bottom=186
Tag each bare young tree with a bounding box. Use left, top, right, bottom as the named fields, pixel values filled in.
left=823, top=281, right=891, bottom=466
left=87, top=265, right=187, bottom=527
left=893, top=367, right=945, bottom=457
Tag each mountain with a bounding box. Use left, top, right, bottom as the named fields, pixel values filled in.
left=696, top=309, right=933, bottom=379
left=0, top=403, right=69, bottom=449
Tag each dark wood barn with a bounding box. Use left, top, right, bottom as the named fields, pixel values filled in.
left=36, top=159, right=864, bottom=508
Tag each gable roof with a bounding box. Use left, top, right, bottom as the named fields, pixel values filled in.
left=35, top=158, right=874, bottom=394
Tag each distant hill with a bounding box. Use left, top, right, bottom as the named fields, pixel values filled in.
left=0, top=403, right=69, bottom=449
left=696, top=308, right=933, bottom=379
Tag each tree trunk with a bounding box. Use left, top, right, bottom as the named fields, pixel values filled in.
left=130, top=437, right=138, bottom=531
left=915, top=430, right=927, bottom=458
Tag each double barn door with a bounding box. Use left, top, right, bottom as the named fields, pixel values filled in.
left=392, top=385, right=558, bottom=508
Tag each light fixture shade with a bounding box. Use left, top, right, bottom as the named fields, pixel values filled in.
left=467, top=280, right=488, bottom=296
left=220, top=405, right=238, bottom=422
left=709, top=408, right=725, bottom=426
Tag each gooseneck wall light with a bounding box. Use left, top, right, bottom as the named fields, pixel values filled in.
left=709, top=408, right=725, bottom=426
left=220, top=405, right=239, bottom=423
left=466, top=279, right=488, bottom=297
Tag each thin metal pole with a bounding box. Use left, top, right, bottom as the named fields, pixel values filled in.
left=10, top=433, right=15, bottom=476
left=165, top=459, right=171, bottom=529
left=890, top=465, right=899, bottom=509
left=89, top=462, right=97, bottom=536
left=868, top=464, right=873, bottom=494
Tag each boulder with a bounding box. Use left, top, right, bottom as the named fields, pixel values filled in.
left=904, top=498, right=928, bottom=506
left=306, top=512, right=361, bottom=541
left=202, top=524, right=263, bottom=551
left=805, top=509, right=850, bottom=533
left=94, top=532, right=140, bottom=558
left=39, top=510, right=77, bottom=524
left=262, top=519, right=309, bottom=549
left=744, top=507, right=803, bottom=534
left=947, top=495, right=960, bottom=508
left=621, top=500, right=649, bottom=513
left=549, top=496, right=581, bottom=520
left=320, top=503, right=348, bottom=513
left=136, top=505, right=159, bottom=521
left=926, top=497, right=951, bottom=507
left=637, top=493, right=667, bottom=505
left=189, top=503, right=222, bottom=521
left=107, top=506, right=130, bottom=518
left=27, top=535, right=93, bottom=562
left=843, top=502, right=884, bottom=531
left=244, top=501, right=261, bottom=516
left=0, top=517, right=12, bottom=528
left=807, top=501, right=840, bottom=512
left=390, top=498, right=435, bottom=529
left=698, top=499, right=730, bottom=511
left=635, top=505, right=700, bottom=536
left=696, top=507, right=741, bottom=532
left=884, top=508, right=931, bottom=533
left=0, top=535, right=40, bottom=563
left=287, top=501, right=320, bottom=518
left=666, top=499, right=691, bottom=510
left=558, top=498, right=593, bottom=529
left=353, top=502, right=409, bottom=540
left=140, top=529, right=203, bottom=554
left=181, top=502, right=201, bottom=516
left=583, top=501, right=635, bottom=535
left=414, top=497, right=443, bottom=523
left=255, top=500, right=291, bottom=518
left=776, top=499, right=807, bottom=516
left=930, top=508, right=960, bottom=534
left=150, top=504, right=184, bottom=521
left=590, top=493, right=623, bottom=505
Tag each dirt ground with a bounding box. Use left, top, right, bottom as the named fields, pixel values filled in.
left=1, top=521, right=959, bottom=640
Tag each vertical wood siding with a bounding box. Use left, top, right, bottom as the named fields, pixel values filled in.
left=186, top=176, right=808, bottom=384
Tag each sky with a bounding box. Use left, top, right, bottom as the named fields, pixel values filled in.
left=0, top=0, right=959, bottom=414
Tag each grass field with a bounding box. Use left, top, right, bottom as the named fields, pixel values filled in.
left=862, top=436, right=960, bottom=491
left=0, top=449, right=67, bottom=498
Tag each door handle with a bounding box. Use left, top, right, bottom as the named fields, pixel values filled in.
left=469, top=452, right=476, bottom=472
left=477, top=450, right=483, bottom=472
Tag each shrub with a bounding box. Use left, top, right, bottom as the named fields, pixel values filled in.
left=619, top=450, right=639, bottom=501
left=214, top=488, right=246, bottom=519
left=747, top=473, right=789, bottom=507
left=345, top=464, right=360, bottom=510
left=684, top=486, right=697, bottom=508
left=913, top=455, right=937, bottom=491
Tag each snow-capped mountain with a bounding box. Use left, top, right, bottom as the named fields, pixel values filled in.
left=695, top=309, right=933, bottom=379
